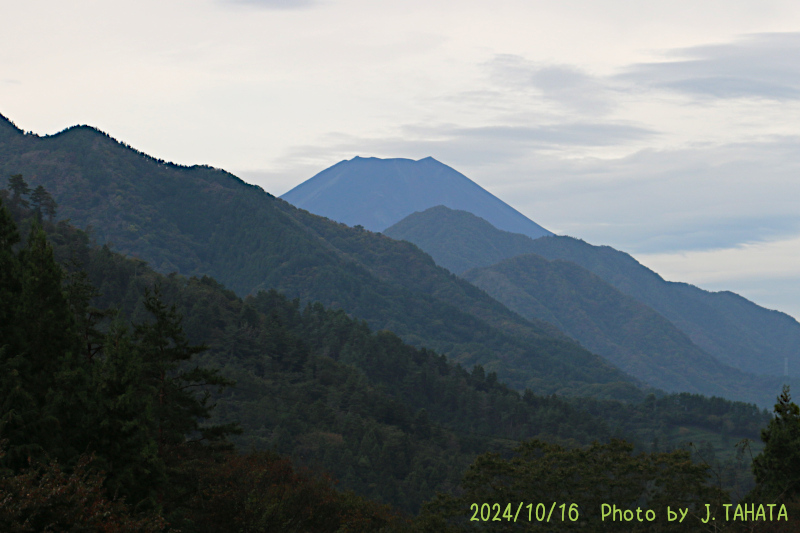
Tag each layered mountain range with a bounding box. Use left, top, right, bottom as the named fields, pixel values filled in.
left=0, top=114, right=633, bottom=400
left=1, top=112, right=795, bottom=407
left=1, top=145, right=770, bottom=516
left=384, top=206, right=800, bottom=381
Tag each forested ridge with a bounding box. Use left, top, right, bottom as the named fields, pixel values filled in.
left=386, top=205, right=800, bottom=388
left=462, top=253, right=793, bottom=406
left=3, top=180, right=798, bottom=531
left=0, top=113, right=640, bottom=399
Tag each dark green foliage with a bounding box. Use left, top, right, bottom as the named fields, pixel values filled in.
left=0, top=195, right=230, bottom=513
left=7, top=174, right=30, bottom=209
left=30, top=184, right=57, bottom=221
left=68, top=246, right=614, bottom=511
left=133, top=287, right=238, bottom=455
left=86, top=320, right=165, bottom=509
left=0, top=195, right=403, bottom=529
left=0, top=119, right=640, bottom=399
left=420, top=439, right=729, bottom=532
left=0, top=188, right=778, bottom=527
left=34, top=206, right=763, bottom=512
left=0, top=221, right=78, bottom=469
left=0, top=201, right=21, bottom=350
left=751, top=386, right=800, bottom=501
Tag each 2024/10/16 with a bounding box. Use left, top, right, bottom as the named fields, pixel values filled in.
left=470, top=502, right=580, bottom=523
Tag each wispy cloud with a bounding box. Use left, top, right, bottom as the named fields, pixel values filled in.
left=492, top=137, right=800, bottom=253
left=404, top=122, right=655, bottom=147
left=486, top=54, right=615, bottom=115
left=637, top=233, right=800, bottom=320
left=618, top=32, right=800, bottom=100
left=259, top=119, right=656, bottom=188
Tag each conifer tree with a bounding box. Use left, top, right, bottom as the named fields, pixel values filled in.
left=30, top=184, right=57, bottom=222
left=87, top=320, right=165, bottom=510
left=7, top=174, right=30, bottom=208
left=752, top=385, right=800, bottom=501
left=0, top=200, right=21, bottom=344
left=133, top=287, right=238, bottom=458
left=0, top=222, right=77, bottom=468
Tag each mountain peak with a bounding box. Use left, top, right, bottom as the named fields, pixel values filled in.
left=281, top=156, right=552, bottom=239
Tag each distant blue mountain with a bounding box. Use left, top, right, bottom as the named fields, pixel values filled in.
left=280, top=156, right=553, bottom=239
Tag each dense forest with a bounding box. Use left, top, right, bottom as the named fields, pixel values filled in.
left=2, top=178, right=799, bottom=530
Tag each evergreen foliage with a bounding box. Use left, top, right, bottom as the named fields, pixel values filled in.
left=0, top=126, right=642, bottom=399
left=3, top=189, right=764, bottom=513
left=0, top=177, right=788, bottom=530
left=751, top=386, right=800, bottom=501
left=419, top=438, right=729, bottom=532
left=7, top=174, right=30, bottom=209
left=0, top=194, right=408, bottom=529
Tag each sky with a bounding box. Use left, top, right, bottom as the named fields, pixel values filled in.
left=3, top=0, right=800, bottom=319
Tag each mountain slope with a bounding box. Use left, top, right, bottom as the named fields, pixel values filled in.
left=280, top=156, right=552, bottom=239
left=385, top=204, right=542, bottom=274
left=5, top=196, right=768, bottom=513
left=0, top=114, right=637, bottom=399
left=462, top=253, right=785, bottom=405
left=387, top=205, right=800, bottom=380
left=526, top=235, right=800, bottom=379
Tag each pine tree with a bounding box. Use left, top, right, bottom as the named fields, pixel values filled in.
left=7, top=174, right=30, bottom=209
left=752, top=385, right=800, bottom=500
left=30, top=185, right=57, bottom=222
left=0, top=200, right=21, bottom=344
left=133, top=287, right=238, bottom=458
left=0, top=222, right=77, bottom=468
left=86, top=320, right=165, bottom=510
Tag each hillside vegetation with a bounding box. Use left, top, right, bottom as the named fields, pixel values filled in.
left=0, top=114, right=637, bottom=399
left=386, top=206, right=800, bottom=391
left=0, top=189, right=772, bottom=521
left=463, top=253, right=791, bottom=406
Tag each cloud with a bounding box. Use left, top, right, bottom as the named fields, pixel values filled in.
left=636, top=234, right=800, bottom=320
left=486, top=55, right=615, bottom=115
left=248, top=118, right=657, bottom=197
left=407, top=122, right=655, bottom=147
left=276, top=120, right=655, bottom=167
left=618, top=32, right=800, bottom=100
left=638, top=234, right=800, bottom=284
left=483, top=33, right=800, bottom=113
left=486, top=137, right=800, bottom=253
